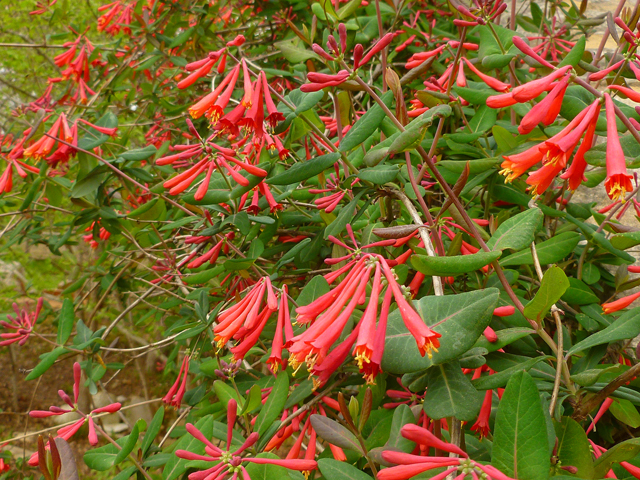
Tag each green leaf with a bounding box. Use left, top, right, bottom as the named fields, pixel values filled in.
left=112, top=466, right=137, bottom=480
left=567, top=307, right=640, bottom=356
left=310, top=414, right=364, bottom=453
left=411, top=251, right=501, bottom=276
left=454, top=85, right=494, bottom=105
left=382, top=289, right=499, bottom=374
left=610, top=398, right=640, bottom=428
left=385, top=404, right=416, bottom=453
left=388, top=106, right=452, bottom=154
left=318, top=458, right=374, bottom=480
left=120, top=145, right=157, bottom=161
left=339, top=91, right=394, bottom=152
left=554, top=417, right=595, bottom=478
left=241, top=384, right=264, bottom=414
left=323, top=190, right=366, bottom=239
left=611, top=231, right=640, bottom=250
left=593, top=438, right=640, bottom=478
left=169, top=27, right=194, bottom=48
left=565, top=214, right=634, bottom=263
left=558, top=35, right=586, bottom=68
left=570, top=364, right=623, bottom=387
left=472, top=356, right=549, bottom=390
left=561, top=278, right=599, bottom=305
left=438, top=158, right=499, bottom=174
left=358, top=164, right=399, bottom=184
left=267, top=152, right=340, bottom=185
left=114, top=422, right=140, bottom=465
left=127, top=198, right=160, bottom=219
left=499, top=232, right=581, bottom=267
left=423, top=361, right=484, bottom=421
left=83, top=438, right=124, bottom=472
left=296, top=276, right=330, bottom=306
left=275, top=38, right=321, bottom=63
left=56, top=298, right=74, bottom=345
left=71, top=168, right=108, bottom=198
left=26, top=347, right=68, bottom=380
left=141, top=406, right=164, bottom=457
left=492, top=125, right=519, bottom=153
left=468, top=105, right=498, bottom=133
left=492, top=371, right=551, bottom=480
left=213, top=379, right=244, bottom=406
left=487, top=209, right=544, bottom=252
left=254, top=371, right=289, bottom=436
left=84, top=437, right=126, bottom=471
left=523, top=266, right=570, bottom=322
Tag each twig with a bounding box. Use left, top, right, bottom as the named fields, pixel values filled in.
left=390, top=189, right=444, bottom=296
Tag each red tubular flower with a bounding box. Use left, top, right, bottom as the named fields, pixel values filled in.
left=400, top=424, right=468, bottom=457
left=267, top=285, right=294, bottom=373
left=512, top=36, right=556, bottom=69
left=380, top=258, right=441, bottom=358
left=241, top=59, right=253, bottom=108
left=604, top=93, right=633, bottom=201
left=0, top=298, right=42, bottom=347
left=163, top=355, right=190, bottom=408
left=177, top=54, right=218, bottom=89
left=602, top=290, right=640, bottom=314
left=586, top=397, right=614, bottom=433
left=360, top=32, right=395, bottom=67
left=262, top=72, right=285, bottom=127
left=560, top=102, right=601, bottom=191
left=214, top=277, right=278, bottom=362
left=405, top=44, right=446, bottom=69
left=501, top=99, right=595, bottom=185
left=353, top=266, right=393, bottom=384
left=188, top=64, right=240, bottom=119
left=526, top=99, right=600, bottom=195
left=518, top=76, right=570, bottom=134
left=608, top=85, right=640, bottom=103
left=301, top=70, right=350, bottom=92
left=511, top=65, right=572, bottom=103
left=471, top=389, right=493, bottom=438
left=461, top=58, right=510, bottom=92
left=588, top=59, right=626, bottom=81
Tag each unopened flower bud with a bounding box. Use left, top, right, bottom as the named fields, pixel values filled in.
left=338, top=23, right=347, bottom=53
left=327, top=35, right=339, bottom=55
left=561, top=466, right=578, bottom=474
left=353, top=44, right=364, bottom=68
left=385, top=67, right=402, bottom=96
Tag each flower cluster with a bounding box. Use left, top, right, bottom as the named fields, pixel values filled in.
left=176, top=399, right=316, bottom=480
left=0, top=298, right=43, bottom=347
left=28, top=363, right=122, bottom=464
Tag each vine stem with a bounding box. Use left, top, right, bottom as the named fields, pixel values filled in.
left=530, top=242, right=572, bottom=413
left=592, top=0, right=627, bottom=65
left=391, top=189, right=444, bottom=296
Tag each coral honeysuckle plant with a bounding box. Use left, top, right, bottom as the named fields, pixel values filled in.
left=6, top=0, right=640, bottom=479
